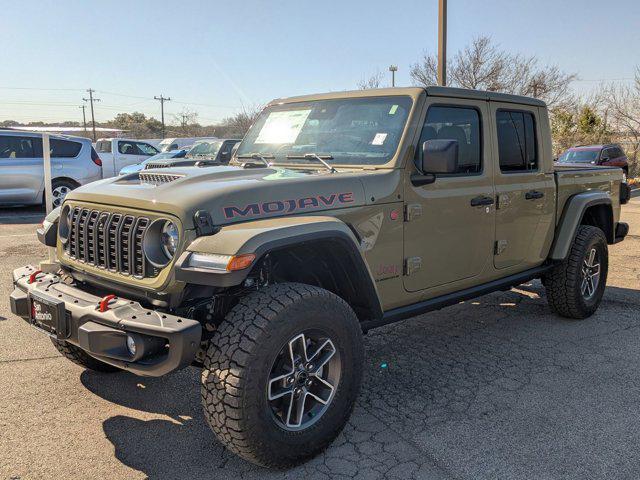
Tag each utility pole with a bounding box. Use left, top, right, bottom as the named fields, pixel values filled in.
left=389, top=65, right=398, bottom=87
left=79, top=105, right=87, bottom=133
left=154, top=94, right=171, bottom=138
left=83, top=89, right=100, bottom=141
left=437, top=0, right=447, bottom=86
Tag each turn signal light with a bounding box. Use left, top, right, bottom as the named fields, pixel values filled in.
left=227, top=254, right=256, bottom=271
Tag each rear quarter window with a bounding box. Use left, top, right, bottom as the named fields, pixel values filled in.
left=496, top=110, right=538, bottom=173
left=96, top=141, right=112, bottom=153
left=50, top=139, right=82, bottom=158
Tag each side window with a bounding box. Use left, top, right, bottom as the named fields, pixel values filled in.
left=418, top=106, right=481, bottom=174
left=118, top=141, right=136, bottom=155
left=50, top=139, right=82, bottom=158
left=496, top=110, right=538, bottom=172
left=12, top=136, right=36, bottom=158
left=0, top=136, right=15, bottom=158
left=613, top=147, right=623, bottom=158
left=136, top=142, right=158, bottom=155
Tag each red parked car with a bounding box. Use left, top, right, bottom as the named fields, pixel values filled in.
left=557, top=144, right=629, bottom=180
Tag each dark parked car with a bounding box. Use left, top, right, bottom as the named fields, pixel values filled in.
left=557, top=144, right=629, bottom=180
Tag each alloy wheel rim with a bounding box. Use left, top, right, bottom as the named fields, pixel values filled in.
left=267, top=330, right=341, bottom=431
left=581, top=247, right=601, bottom=300
left=52, top=186, right=70, bottom=208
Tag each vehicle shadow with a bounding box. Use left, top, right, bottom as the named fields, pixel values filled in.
left=0, top=205, right=45, bottom=225
left=83, top=281, right=640, bottom=479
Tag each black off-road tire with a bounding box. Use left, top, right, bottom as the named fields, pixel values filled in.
left=544, top=225, right=608, bottom=319
left=201, top=282, right=364, bottom=468
left=50, top=338, right=121, bottom=372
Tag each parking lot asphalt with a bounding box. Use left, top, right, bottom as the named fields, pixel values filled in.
left=1, top=198, right=640, bottom=480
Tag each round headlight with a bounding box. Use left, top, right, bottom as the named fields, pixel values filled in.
left=160, top=222, right=179, bottom=258
left=59, top=206, right=71, bottom=244
left=143, top=219, right=180, bottom=268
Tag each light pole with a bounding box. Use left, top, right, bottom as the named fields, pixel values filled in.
left=437, top=0, right=447, bottom=86
left=79, top=105, right=87, bottom=133
left=389, top=65, right=398, bottom=87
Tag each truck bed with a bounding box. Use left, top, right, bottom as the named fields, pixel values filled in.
left=554, top=164, right=624, bottom=226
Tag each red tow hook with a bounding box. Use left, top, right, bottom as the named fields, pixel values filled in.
left=98, top=294, right=118, bottom=313
left=28, top=270, right=43, bottom=284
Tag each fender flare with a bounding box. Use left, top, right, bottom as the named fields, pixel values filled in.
left=549, top=191, right=612, bottom=260
left=175, top=216, right=383, bottom=319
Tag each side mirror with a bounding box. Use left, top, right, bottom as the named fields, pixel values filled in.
left=599, top=156, right=609, bottom=164
left=421, top=139, right=459, bottom=174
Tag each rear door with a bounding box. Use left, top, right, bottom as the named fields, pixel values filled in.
left=489, top=104, right=555, bottom=271
left=0, top=135, right=43, bottom=204
left=403, top=99, right=496, bottom=293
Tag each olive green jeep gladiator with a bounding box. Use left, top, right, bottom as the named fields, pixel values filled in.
left=11, top=87, right=630, bottom=467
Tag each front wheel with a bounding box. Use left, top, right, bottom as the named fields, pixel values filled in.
left=48, top=179, right=78, bottom=208
left=544, top=225, right=608, bottom=319
left=201, top=283, right=364, bottom=468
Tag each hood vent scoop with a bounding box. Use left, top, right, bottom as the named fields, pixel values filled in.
left=138, top=172, right=184, bottom=185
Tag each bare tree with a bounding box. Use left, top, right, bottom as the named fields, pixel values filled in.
left=357, top=70, right=385, bottom=90
left=220, top=104, right=263, bottom=137
left=170, top=108, right=200, bottom=135
left=602, top=68, right=640, bottom=174
left=410, top=36, right=577, bottom=109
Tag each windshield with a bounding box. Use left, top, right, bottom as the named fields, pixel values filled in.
left=236, top=96, right=413, bottom=166
left=558, top=149, right=599, bottom=163
left=187, top=140, right=223, bottom=158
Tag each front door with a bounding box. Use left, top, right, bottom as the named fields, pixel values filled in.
left=490, top=103, right=555, bottom=271
left=403, top=100, right=495, bottom=293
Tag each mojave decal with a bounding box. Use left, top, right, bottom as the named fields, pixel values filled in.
left=223, top=192, right=355, bottom=219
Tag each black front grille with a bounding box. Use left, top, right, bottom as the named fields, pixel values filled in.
left=64, top=207, right=152, bottom=278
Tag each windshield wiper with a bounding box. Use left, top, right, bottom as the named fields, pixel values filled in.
left=236, top=153, right=274, bottom=168
left=286, top=153, right=336, bottom=173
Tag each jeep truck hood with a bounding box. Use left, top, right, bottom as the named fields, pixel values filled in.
left=65, top=165, right=373, bottom=229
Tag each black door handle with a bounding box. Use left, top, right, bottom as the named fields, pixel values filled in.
left=470, top=195, right=495, bottom=207
left=525, top=190, right=544, bottom=200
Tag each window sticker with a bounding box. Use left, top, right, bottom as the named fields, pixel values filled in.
left=389, top=104, right=399, bottom=115
left=255, top=109, right=312, bottom=144
left=372, top=133, right=388, bottom=145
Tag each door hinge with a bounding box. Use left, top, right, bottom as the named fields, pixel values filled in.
left=404, top=204, right=423, bottom=222
left=404, top=256, right=422, bottom=276
left=495, top=240, right=508, bottom=255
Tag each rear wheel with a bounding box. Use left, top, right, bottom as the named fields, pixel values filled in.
left=50, top=338, right=121, bottom=372
left=544, top=225, right=608, bottom=319
left=201, top=283, right=364, bottom=468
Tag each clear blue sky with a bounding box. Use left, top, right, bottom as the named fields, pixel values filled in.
left=1, top=0, right=638, bottom=124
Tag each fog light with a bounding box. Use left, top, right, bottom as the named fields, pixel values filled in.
left=126, top=335, right=137, bottom=357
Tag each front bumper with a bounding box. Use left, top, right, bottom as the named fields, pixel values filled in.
left=10, top=265, right=201, bottom=376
